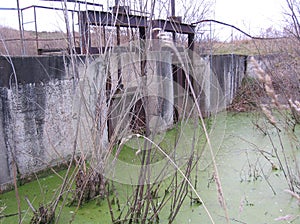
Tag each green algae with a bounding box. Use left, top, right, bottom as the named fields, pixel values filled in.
left=1, top=112, right=300, bottom=223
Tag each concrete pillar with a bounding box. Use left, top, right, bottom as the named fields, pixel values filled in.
left=73, top=57, right=109, bottom=164
left=146, top=51, right=173, bottom=130
left=0, top=94, right=11, bottom=188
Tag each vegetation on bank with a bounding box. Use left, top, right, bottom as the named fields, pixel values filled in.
left=0, top=25, right=297, bottom=56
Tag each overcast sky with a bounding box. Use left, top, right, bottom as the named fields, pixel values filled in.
left=0, top=0, right=286, bottom=40
left=215, top=0, right=285, bottom=38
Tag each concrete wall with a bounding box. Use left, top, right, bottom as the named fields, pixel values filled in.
left=0, top=56, right=76, bottom=191
left=0, top=53, right=247, bottom=191
left=192, top=54, right=247, bottom=115
left=0, top=55, right=108, bottom=191
left=210, top=54, right=247, bottom=111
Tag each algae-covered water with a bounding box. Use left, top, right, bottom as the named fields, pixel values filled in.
left=1, top=112, right=299, bottom=223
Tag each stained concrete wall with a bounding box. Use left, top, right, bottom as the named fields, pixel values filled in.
left=210, top=54, right=247, bottom=111
left=0, top=55, right=108, bottom=191
left=0, top=92, right=11, bottom=186
left=0, top=53, right=247, bottom=191
left=0, top=56, right=76, bottom=191
left=192, top=54, right=247, bottom=115
left=108, top=51, right=174, bottom=139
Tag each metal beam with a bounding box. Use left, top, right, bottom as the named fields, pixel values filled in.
left=78, top=11, right=90, bottom=54
left=151, top=19, right=195, bottom=35
left=21, top=5, right=78, bottom=12
left=85, top=10, right=148, bottom=28
left=0, top=7, right=18, bottom=10
left=16, top=0, right=25, bottom=55
left=171, top=0, right=175, bottom=16
left=40, top=0, right=103, bottom=8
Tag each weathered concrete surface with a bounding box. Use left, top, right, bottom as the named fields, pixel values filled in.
left=246, top=54, right=280, bottom=79
left=0, top=59, right=77, bottom=190
left=7, top=81, right=75, bottom=173
left=192, top=54, right=247, bottom=114
left=210, top=54, right=247, bottom=107
left=0, top=91, right=11, bottom=187
left=0, top=53, right=247, bottom=191
left=0, top=55, right=105, bottom=191
left=74, top=57, right=109, bottom=167
left=108, top=51, right=174, bottom=139
left=0, top=56, right=68, bottom=87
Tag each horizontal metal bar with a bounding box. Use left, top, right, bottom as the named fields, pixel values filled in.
left=2, top=37, right=80, bottom=45
left=21, top=5, right=79, bottom=12
left=83, top=10, right=148, bottom=28
left=22, top=21, right=35, bottom=25
left=80, top=11, right=195, bottom=33
left=129, top=9, right=151, bottom=15
left=21, top=5, right=35, bottom=11
left=151, top=19, right=196, bottom=34
left=40, top=0, right=103, bottom=8
left=0, top=7, right=18, bottom=10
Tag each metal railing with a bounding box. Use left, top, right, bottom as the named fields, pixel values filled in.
left=0, top=1, right=104, bottom=55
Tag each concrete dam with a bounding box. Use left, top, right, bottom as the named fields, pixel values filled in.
left=0, top=48, right=248, bottom=191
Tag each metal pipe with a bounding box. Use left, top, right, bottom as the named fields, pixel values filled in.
left=171, top=0, right=176, bottom=42
left=20, top=8, right=26, bottom=53
left=16, top=0, right=25, bottom=55
left=34, top=6, right=39, bottom=52
left=171, top=0, right=175, bottom=16
left=40, top=0, right=104, bottom=9
left=0, top=7, right=18, bottom=10
left=22, top=5, right=79, bottom=12
left=116, top=25, right=122, bottom=87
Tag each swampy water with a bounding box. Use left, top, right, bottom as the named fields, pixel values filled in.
left=1, top=112, right=299, bottom=223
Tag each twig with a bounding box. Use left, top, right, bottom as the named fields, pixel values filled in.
left=135, top=134, right=215, bottom=224
left=192, top=19, right=287, bottom=40
left=25, top=196, right=37, bottom=213
left=0, top=212, right=22, bottom=219
left=12, top=160, right=22, bottom=224
left=259, top=162, right=277, bottom=195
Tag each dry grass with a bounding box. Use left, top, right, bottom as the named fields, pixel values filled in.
left=202, top=37, right=297, bottom=55
left=1, top=25, right=297, bottom=56
left=0, top=25, right=69, bottom=55
left=0, top=25, right=143, bottom=56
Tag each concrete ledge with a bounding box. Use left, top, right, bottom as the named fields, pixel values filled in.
left=0, top=56, right=70, bottom=87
